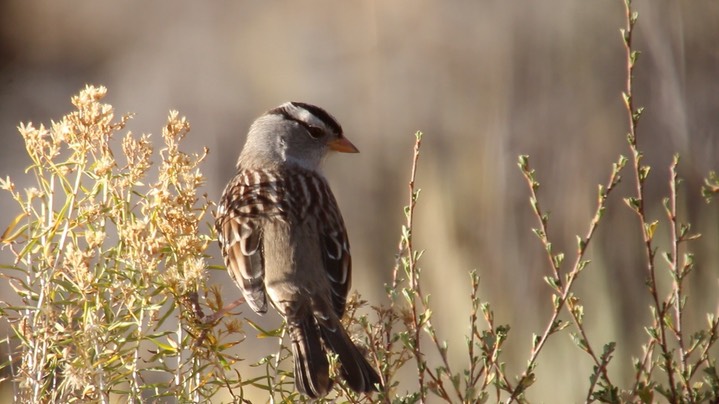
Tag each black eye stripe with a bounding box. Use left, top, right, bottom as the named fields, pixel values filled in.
left=266, top=108, right=322, bottom=138
left=266, top=102, right=343, bottom=136
left=290, top=102, right=343, bottom=135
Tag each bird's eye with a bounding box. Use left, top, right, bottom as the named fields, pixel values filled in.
left=307, top=126, right=324, bottom=139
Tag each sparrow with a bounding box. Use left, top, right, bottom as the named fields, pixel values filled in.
left=215, top=102, right=382, bottom=397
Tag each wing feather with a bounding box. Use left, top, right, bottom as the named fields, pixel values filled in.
left=216, top=174, right=269, bottom=314
left=313, top=176, right=352, bottom=318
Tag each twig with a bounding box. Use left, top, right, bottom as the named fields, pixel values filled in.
left=202, top=296, right=246, bottom=325
left=511, top=155, right=624, bottom=402
left=619, top=1, right=677, bottom=400
left=401, top=132, right=429, bottom=401
left=666, top=156, right=690, bottom=395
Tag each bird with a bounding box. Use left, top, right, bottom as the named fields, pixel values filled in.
left=215, top=101, right=382, bottom=398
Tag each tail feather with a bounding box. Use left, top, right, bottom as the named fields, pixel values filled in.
left=320, top=321, right=382, bottom=393
left=289, top=317, right=332, bottom=398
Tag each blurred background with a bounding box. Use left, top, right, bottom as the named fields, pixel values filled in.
left=1, top=0, right=718, bottom=401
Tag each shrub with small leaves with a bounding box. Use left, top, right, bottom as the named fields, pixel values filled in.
left=0, top=85, right=245, bottom=402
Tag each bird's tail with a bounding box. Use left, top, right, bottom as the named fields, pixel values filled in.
left=320, top=319, right=383, bottom=394
left=289, top=316, right=333, bottom=398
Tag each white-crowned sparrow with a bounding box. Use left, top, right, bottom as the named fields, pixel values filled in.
left=215, top=102, right=382, bottom=397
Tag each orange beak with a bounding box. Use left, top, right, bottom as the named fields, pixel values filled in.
left=328, top=136, right=359, bottom=153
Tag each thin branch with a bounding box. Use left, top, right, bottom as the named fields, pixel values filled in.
left=510, top=156, right=624, bottom=403
left=620, top=1, right=677, bottom=400
left=666, top=156, right=689, bottom=396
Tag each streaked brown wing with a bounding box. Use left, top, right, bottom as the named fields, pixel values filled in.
left=216, top=174, right=269, bottom=313
left=314, top=177, right=352, bottom=318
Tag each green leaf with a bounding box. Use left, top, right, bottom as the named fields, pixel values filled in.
left=419, top=309, right=432, bottom=327
left=532, top=333, right=540, bottom=349
left=246, top=319, right=284, bottom=338
left=624, top=197, right=641, bottom=211
left=148, top=338, right=178, bottom=354
left=644, top=220, right=658, bottom=240
left=1, top=212, right=28, bottom=243
left=551, top=319, right=569, bottom=333
left=570, top=332, right=588, bottom=352
left=577, top=259, right=591, bottom=273
left=544, top=276, right=560, bottom=292
left=552, top=294, right=561, bottom=309
left=638, top=165, right=651, bottom=182
left=518, top=155, right=529, bottom=171
left=632, top=106, right=645, bottom=122
left=622, top=92, right=631, bottom=107
left=532, top=228, right=545, bottom=240
left=515, top=373, right=535, bottom=394
left=576, top=236, right=586, bottom=251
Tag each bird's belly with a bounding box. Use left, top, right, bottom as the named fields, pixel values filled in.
left=261, top=219, right=331, bottom=313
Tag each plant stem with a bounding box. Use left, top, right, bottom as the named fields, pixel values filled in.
left=620, top=0, right=677, bottom=400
